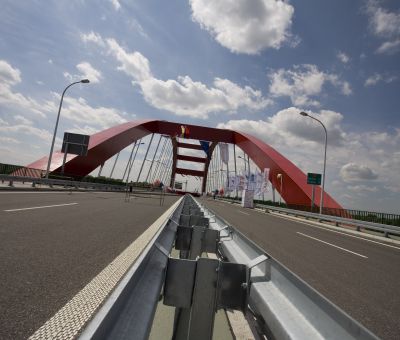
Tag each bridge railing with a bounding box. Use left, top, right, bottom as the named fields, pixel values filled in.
left=0, top=162, right=159, bottom=192
left=0, top=174, right=126, bottom=192
left=219, top=196, right=400, bottom=227
left=217, top=196, right=400, bottom=238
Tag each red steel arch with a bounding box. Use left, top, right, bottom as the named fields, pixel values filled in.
left=27, top=119, right=342, bottom=208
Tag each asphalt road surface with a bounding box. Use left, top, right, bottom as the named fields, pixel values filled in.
left=200, top=198, right=400, bottom=340
left=0, top=191, right=179, bottom=340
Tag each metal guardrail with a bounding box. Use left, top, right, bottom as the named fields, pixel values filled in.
left=219, top=197, right=400, bottom=238
left=196, top=199, right=379, bottom=340
left=78, top=196, right=185, bottom=340
left=74, top=195, right=378, bottom=339
left=257, top=203, right=400, bottom=237
left=0, top=174, right=127, bottom=192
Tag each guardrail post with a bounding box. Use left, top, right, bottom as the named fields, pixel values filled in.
left=164, top=257, right=247, bottom=340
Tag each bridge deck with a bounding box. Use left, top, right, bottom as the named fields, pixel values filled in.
left=1, top=192, right=399, bottom=339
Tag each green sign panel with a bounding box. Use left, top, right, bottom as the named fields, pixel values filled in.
left=307, top=173, right=321, bottom=185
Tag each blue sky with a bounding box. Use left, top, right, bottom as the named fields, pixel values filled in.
left=0, top=0, right=399, bottom=212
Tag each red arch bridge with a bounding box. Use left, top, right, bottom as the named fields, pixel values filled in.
left=27, top=119, right=341, bottom=209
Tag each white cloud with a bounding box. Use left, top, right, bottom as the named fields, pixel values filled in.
left=68, top=124, right=100, bottom=136
left=347, top=184, right=378, bottom=193
left=269, top=64, right=352, bottom=107
left=0, top=60, right=56, bottom=118
left=106, top=38, right=152, bottom=82
left=81, top=31, right=106, bottom=47
left=340, top=163, right=378, bottom=182
left=366, top=0, right=400, bottom=37
left=64, top=62, right=102, bottom=84
left=365, top=73, right=382, bottom=86
left=127, top=19, right=149, bottom=39
left=0, top=124, right=53, bottom=142
left=0, top=136, right=20, bottom=144
left=0, top=59, right=21, bottom=85
left=76, top=62, right=102, bottom=83
left=376, top=39, right=400, bottom=54
left=61, top=96, right=128, bottom=129
left=366, top=1, right=400, bottom=54
left=14, top=115, right=33, bottom=125
left=110, top=0, right=121, bottom=11
left=337, top=51, right=350, bottom=64
left=0, top=59, right=129, bottom=155
left=218, top=107, right=346, bottom=147
left=82, top=33, right=271, bottom=118
left=364, top=73, right=397, bottom=86
left=140, top=76, right=271, bottom=118
left=189, top=0, right=295, bottom=54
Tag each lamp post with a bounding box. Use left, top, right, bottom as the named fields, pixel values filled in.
left=277, top=173, right=283, bottom=205
left=299, top=111, right=327, bottom=214
left=45, top=79, right=90, bottom=179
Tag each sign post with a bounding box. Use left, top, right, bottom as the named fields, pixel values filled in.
left=307, top=173, right=321, bottom=211
left=311, top=185, right=315, bottom=210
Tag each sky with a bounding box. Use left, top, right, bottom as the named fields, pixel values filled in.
left=0, top=0, right=399, bottom=213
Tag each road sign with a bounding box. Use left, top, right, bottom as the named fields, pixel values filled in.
left=62, top=132, right=90, bottom=156
left=175, top=181, right=183, bottom=190
left=307, top=173, right=321, bottom=185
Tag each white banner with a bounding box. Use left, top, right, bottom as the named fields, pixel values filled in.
left=226, top=168, right=270, bottom=196
left=219, top=143, right=229, bottom=164
left=261, top=168, right=270, bottom=194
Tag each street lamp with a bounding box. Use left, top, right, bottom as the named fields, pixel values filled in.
left=237, top=155, right=250, bottom=176
left=277, top=173, right=283, bottom=205
left=299, top=111, right=327, bottom=214
left=45, top=79, right=90, bottom=178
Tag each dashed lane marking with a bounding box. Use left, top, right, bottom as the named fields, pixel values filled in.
left=237, top=210, right=250, bottom=215
left=297, top=232, right=368, bottom=259
left=4, top=203, right=78, bottom=212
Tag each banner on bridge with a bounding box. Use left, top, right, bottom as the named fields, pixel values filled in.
left=225, top=168, right=270, bottom=196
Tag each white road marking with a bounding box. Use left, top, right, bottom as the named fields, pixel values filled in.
left=4, top=202, right=78, bottom=212
left=210, top=200, right=400, bottom=251
left=297, top=232, right=368, bottom=258
left=265, top=210, right=400, bottom=251
left=238, top=210, right=250, bottom=215
left=29, top=197, right=183, bottom=340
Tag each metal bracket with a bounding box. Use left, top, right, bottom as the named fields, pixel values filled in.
left=179, top=214, right=209, bottom=228
left=175, top=226, right=220, bottom=259
left=155, top=242, right=170, bottom=258
left=247, top=254, right=270, bottom=286
left=219, top=225, right=233, bottom=240
left=163, top=257, right=248, bottom=340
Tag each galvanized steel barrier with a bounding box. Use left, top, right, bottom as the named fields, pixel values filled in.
left=1, top=174, right=128, bottom=192
left=70, top=195, right=378, bottom=340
